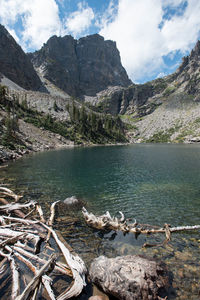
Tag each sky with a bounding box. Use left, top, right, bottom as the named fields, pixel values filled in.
left=0, top=0, right=200, bottom=83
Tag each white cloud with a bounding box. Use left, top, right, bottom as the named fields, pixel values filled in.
left=64, top=2, right=94, bottom=37
left=0, top=0, right=61, bottom=50
left=95, top=1, right=117, bottom=29
left=162, top=0, right=200, bottom=53
left=1, top=0, right=200, bottom=82
left=100, top=0, right=200, bottom=82
left=100, top=0, right=165, bottom=81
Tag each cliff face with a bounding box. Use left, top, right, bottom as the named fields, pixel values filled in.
left=0, top=25, right=44, bottom=91
left=87, top=39, right=200, bottom=117
left=29, top=34, right=132, bottom=97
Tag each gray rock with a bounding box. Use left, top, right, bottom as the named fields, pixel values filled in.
left=29, top=34, right=132, bottom=97
left=0, top=24, right=45, bottom=91
left=89, top=255, right=169, bottom=300
left=63, top=196, right=79, bottom=205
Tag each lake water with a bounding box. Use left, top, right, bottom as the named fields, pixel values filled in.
left=1, top=144, right=200, bottom=299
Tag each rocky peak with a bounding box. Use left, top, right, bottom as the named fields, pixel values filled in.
left=176, top=40, right=200, bottom=76
left=30, top=33, right=132, bottom=97
left=190, top=40, right=200, bottom=59
left=0, top=24, right=45, bottom=91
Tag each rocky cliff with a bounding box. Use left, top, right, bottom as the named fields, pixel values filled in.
left=84, top=39, right=200, bottom=144
left=0, top=25, right=45, bottom=91
left=85, top=39, right=200, bottom=117
left=29, top=34, right=132, bottom=97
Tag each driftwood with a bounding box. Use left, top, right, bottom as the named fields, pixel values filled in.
left=82, top=207, right=200, bottom=247
left=16, top=254, right=56, bottom=300
left=0, top=186, right=87, bottom=299
left=0, top=187, right=22, bottom=202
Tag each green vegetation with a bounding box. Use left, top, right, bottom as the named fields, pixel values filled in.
left=146, top=131, right=171, bottom=143
left=0, top=86, right=127, bottom=148
left=0, top=86, right=20, bottom=149
left=66, top=102, right=127, bottom=144
left=163, top=85, right=176, bottom=97
left=175, top=128, right=194, bottom=143
left=194, top=117, right=200, bottom=123
left=94, top=96, right=111, bottom=113
left=146, top=126, right=181, bottom=143
left=153, top=78, right=168, bottom=93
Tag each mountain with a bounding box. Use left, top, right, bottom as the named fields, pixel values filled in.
left=84, top=39, right=200, bottom=143
left=0, top=27, right=128, bottom=163
left=1, top=23, right=200, bottom=157
left=0, top=25, right=45, bottom=91
left=29, top=34, right=132, bottom=97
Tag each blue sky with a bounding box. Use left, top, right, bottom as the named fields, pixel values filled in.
left=0, top=0, right=200, bottom=84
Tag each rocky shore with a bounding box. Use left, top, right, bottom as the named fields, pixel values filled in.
left=0, top=119, right=75, bottom=165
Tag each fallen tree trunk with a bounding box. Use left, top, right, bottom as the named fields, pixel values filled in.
left=16, top=254, right=56, bottom=300
left=82, top=207, right=200, bottom=246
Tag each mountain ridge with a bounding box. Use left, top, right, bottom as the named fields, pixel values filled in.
left=28, top=33, right=132, bottom=97
left=1, top=23, right=200, bottom=163
left=0, top=25, right=45, bottom=92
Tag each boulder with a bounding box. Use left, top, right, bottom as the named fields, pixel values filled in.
left=63, top=196, right=79, bottom=205
left=89, top=255, right=169, bottom=300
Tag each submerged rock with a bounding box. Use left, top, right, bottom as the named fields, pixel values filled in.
left=63, top=196, right=79, bottom=205
left=89, top=255, right=169, bottom=300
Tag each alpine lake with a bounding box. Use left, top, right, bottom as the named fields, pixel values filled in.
left=1, top=144, right=200, bottom=299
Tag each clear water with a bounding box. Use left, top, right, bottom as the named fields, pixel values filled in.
left=1, top=144, right=200, bottom=299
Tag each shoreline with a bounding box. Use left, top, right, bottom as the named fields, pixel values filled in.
left=0, top=141, right=131, bottom=167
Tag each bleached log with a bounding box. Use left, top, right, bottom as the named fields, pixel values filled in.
left=12, top=249, right=56, bottom=300
left=82, top=208, right=200, bottom=235
left=46, top=201, right=60, bottom=243
left=36, top=204, right=46, bottom=223
left=14, top=241, right=37, bottom=253
left=0, top=222, right=23, bottom=228
left=0, top=187, right=22, bottom=202
left=8, top=255, right=20, bottom=300
left=0, top=198, right=46, bottom=235
left=0, top=228, right=40, bottom=246
left=0, top=216, right=6, bottom=225
left=31, top=284, right=40, bottom=300
left=41, top=223, right=87, bottom=300
left=23, top=207, right=36, bottom=219
left=2, top=215, right=39, bottom=225
left=0, top=257, right=8, bottom=275
left=48, top=201, right=60, bottom=227
left=0, top=249, right=10, bottom=258
left=12, top=244, right=72, bottom=276
left=0, top=233, right=26, bottom=248
left=16, top=254, right=56, bottom=300
left=42, top=275, right=56, bottom=300
left=0, top=200, right=36, bottom=212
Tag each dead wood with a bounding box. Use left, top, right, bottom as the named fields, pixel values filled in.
left=41, top=223, right=87, bottom=300
left=0, top=200, right=36, bottom=212
left=46, top=201, right=59, bottom=243
left=8, top=255, right=20, bottom=300
left=82, top=207, right=200, bottom=246
left=36, top=204, right=46, bottom=223
left=0, top=187, right=22, bottom=202
left=0, top=234, right=26, bottom=248
left=16, top=254, right=56, bottom=300
left=0, top=186, right=86, bottom=300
